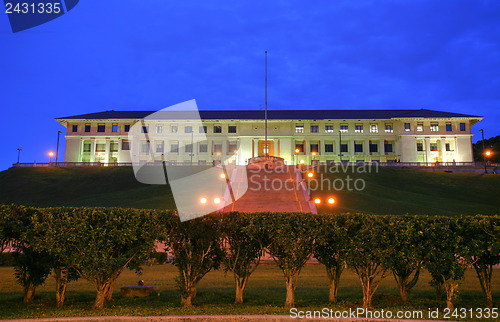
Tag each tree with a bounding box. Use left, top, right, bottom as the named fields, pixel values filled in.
left=220, top=212, right=263, bottom=304
left=422, top=216, right=470, bottom=310
left=345, top=214, right=392, bottom=309
left=259, top=213, right=316, bottom=308
left=163, top=214, right=223, bottom=307
left=0, top=205, right=15, bottom=253
left=385, top=215, right=424, bottom=303
left=30, top=207, right=166, bottom=309
left=313, top=214, right=349, bottom=303
left=463, top=215, right=500, bottom=308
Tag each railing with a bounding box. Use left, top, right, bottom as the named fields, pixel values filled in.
left=319, top=161, right=483, bottom=168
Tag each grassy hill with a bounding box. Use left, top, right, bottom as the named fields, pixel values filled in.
left=0, top=166, right=499, bottom=216
left=310, top=166, right=500, bottom=216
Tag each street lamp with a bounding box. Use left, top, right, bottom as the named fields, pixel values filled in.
left=328, top=197, right=335, bottom=213
left=480, top=129, right=487, bottom=173
left=220, top=173, right=226, bottom=179
left=200, top=197, right=207, bottom=212
left=295, top=148, right=300, bottom=167
left=214, top=197, right=221, bottom=205
left=314, top=198, right=321, bottom=205
left=56, top=130, right=62, bottom=165
left=307, top=172, right=314, bottom=178
left=17, top=147, right=22, bottom=164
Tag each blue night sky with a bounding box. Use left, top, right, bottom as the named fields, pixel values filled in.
left=1, top=0, right=499, bottom=170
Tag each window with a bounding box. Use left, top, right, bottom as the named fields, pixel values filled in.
left=141, top=125, right=149, bottom=134
left=295, top=124, right=304, bottom=133
left=340, top=124, right=348, bottom=133
left=310, top=125, right=319, bottom=133
left=171, top=125, right=178, bottom=133
left=110, top=142, right=118, bottom=152
left=446, top=123, right=452, bottom=132
left=213, top=144, right=222, bottom=154
left=385, top=124, right=393, bottom=133
left=430, top=123, right=439, bottom=132
left=228, top=126, right=237, bottom=133
left=156, top=125, right=163, bottom=134
left=340, top=144, right=348, bottom=153
left=325, top=144, right=334, bottom=153
left=460, top=123, right=466, bottom=131
left=417, top=142, right=424, bottom=151
left=199, top=125, right=207, bottom=133
left=122, top=140, right=130, bottom=150
left=199, top=144, right=208, bottom=153
left=141, top=142, right=150, bottom=154
left=83, top=143, right=91, bottom=152
left=72, top=125, right=78, bottom=132
left=430, top=143, right=438, bottom=151
left=445, top=143, right=452, bottom=151
left=295, top=143, right=304, bottom=153
left=417, top=123, right=423, bottom=132
left=214, top=125, right=222, bottom=133
left=156, top=142, right=164, bottom=153
left=124, top=124, right=130, bottom=132
left=185, top=126, right=193, bottom=133
left=325, top=125, right=334, bottom=133
left=369, top=143, right=378, bottom=153
left=405, top=123, right=411, bottom=131
left=310, top=144, right=319, bottom=153
left=170, top=143, right=179, bottom=153
left=370, top=124, right=378, bottom=133
left=354, top=143, right=363, bottom=153
left=97, top=124, right=105, bottom=132
left=85, top=124, right=91, bottom=132
left=355, top=124, right=363, bottom=133
left=112, top=124, right=118, bottom=133
left=185, top=144, right=193, bottom=153
left=95, top=144, right=105, bottom=152
left=228, top=143, right=238, bottom=154
left=384, top=143, right=393, bottom=153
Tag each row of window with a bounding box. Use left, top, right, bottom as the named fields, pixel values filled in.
left=73, top=124, right=238, bottom=134
left=294, top=143, right=394, bottom=154
left=295, top=122, right=467, bottom=134
left=416, top=142, right=455, bottom=152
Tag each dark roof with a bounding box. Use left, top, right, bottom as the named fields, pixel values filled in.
left=56, top=109, right=481, bottom=120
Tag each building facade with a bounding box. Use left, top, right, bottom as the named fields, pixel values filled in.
left=56, top=109, right=482, bottom=165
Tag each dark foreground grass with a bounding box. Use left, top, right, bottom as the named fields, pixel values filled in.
left=0, top=263, right=497, bottom=320
left=308, top=166, right=500, bottom=216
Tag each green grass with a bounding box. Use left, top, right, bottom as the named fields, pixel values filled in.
left=307, top=165, right=500, bottom=216
left=0, top=263, right=497, bottom=319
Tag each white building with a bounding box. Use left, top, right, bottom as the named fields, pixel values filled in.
left=56, top=109, right=482, bottom=165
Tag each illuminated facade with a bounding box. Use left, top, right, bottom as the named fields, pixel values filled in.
left=56, top=109, right=482, bottom=165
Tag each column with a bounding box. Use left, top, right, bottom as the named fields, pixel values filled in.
left=90, top=139, right=96, bottom=162
left=425, top=137, right=431, bottom=164
left=349, top=140, right=355, bottom=161
left=105, top=140, right=111, bottom=164
left=365, top=139, right=371, bottom=161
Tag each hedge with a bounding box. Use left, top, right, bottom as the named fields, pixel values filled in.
left=0, top=204, right=498, bottom=310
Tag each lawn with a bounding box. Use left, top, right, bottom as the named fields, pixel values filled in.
left=0, top=263, right=497, bottom=320
left=306, top=165, right=500, bottom=216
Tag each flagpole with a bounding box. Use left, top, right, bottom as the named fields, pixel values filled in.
left=265, top=51, right=268, bottom=157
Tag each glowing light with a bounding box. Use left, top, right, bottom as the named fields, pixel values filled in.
left=200, top=197, right=207, bottom=204
left=307, top=172, right=314, bottom=178
left=328, top=198, right=335, bottom=204
left=295, top=148, right=300, bottom=153
left=486, top=151, right=491, bottom=156
left=216, top=152, right=221, bottom=156
left=314, top=198, right=321, bottom=204
left=312, top=152, right=316, bottom=156
left=49, top=152, right=54, bottom=157
left=220, top=173, right=226, bottom=179
left=299, top=160, right=305, bottom=164
left=214, top=197, right=221, bottom=204
left=228, top=160, right=233, bottom=164
left=234, top=150, right=238, bottom=154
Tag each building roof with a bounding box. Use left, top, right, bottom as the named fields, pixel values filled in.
left=56, top=109, right=481, bottom=121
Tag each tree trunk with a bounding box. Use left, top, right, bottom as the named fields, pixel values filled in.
left=234, top=275, right=249, bottom=304
left=93, top=284, right=110, bottom=309
left=181, top=293, right=192, bottom=307
left=444, top=280, right=458, bottom=311
left=285, top=273, right=295, bottom=308
left=54, top=268, right=68, bottom=308
left=394, top=274, right=408, bottom=303
left=474, top=263, right=493, bottom=308
left=23, top=284, right=36, bottom=303
left=105, top=279, right=115, bottom=301
left=326, top=265, right=343, bottom=303
left=361, top=281, right=373, bottom=309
